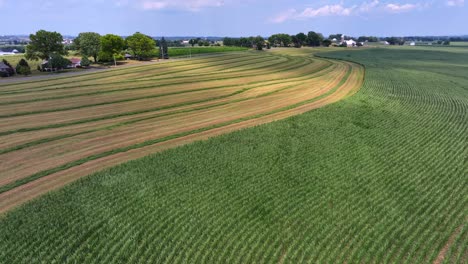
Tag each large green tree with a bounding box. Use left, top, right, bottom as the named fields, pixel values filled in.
left=254, top=36, right=265, bottom=50
left=307, top=31, right=324, bottom=47
left=126, top=32, right=156, bottom=61
left=15, top=59, right=31, bottom=76
left=296, top=32, right=307, bottom=47
left=25, top=30, right=66, bottom=60
left=159, top=37, right=169, bottom=59
left=100, top=34, right=125, bottom=66
left=268, top=34, right=292, bottom=47
left=76, top=32, right=101, bottom=63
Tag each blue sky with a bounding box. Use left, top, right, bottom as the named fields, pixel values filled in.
left=0, top=0, right=466, bottom=37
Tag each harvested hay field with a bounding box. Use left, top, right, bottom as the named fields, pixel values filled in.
left=0, top=50, right=364, bottom=213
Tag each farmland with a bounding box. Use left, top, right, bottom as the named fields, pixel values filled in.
left=0, top=50, right=363, bottom=212
left=0, top=46, right=249, bottom=75
left=0, top=46, right=467, bottom=263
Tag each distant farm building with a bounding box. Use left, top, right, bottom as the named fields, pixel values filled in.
left=69, top=58, right=81, bottom=68
left=344, top=39, right=357, bottom=47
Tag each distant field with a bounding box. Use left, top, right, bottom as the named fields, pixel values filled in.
left=450, top=41, right=468, bottom=46
left=0, top=47, right=466, bottom=263
left=165, top=46, right=249, bottom=57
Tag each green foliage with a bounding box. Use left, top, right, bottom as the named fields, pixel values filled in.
left=386, top=37, right=405, bottom=45
left=189, top=39, right=197, bottom=47
left=100, top=34, right=125, bottom=65
left=44, top=54, right=71, bottom=70
left=97, top=50, right=113, bottom=62
left=268, top=33, right=292, bottom=47
left=25, top=30, right=66, bottom=61
left=100, top=34, right=125, bottom=57
left=159, top=37, right=169, bottom=59
left=328, top=33, right=343, bottom=40
left=296, top=33, right=308, bottom=45
left=15, top=58, right=31, bottom=76
left=322, top=39, right=332, bottom=47
left=80, top=56, right=91, bottom=67
left=1, top=59, right=15, bottom=76
left=126, top=32, right=156, bottom=61
left=307, top=31, right=323, bottom=46
left=76, top=32, right=101, bottom=62
left=0, top=55, right=42, bottom=74
left=254, top=36, right=264, bottom=50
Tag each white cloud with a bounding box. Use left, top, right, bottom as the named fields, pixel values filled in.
left=139, top=0, right=225, bottom=11
left=385, top=3, right=419, bottom=13
left=359, top=0, right=380, bottom=12
left=446, top=0, right=464, bottom=6
left=298, top=4, right=356, bottom=18
left=271, top=1, right=427, bottom=23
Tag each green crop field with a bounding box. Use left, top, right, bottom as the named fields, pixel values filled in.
left=165, top=46, right=249, bottom=57
left=0, top=47, right=466, bottom=263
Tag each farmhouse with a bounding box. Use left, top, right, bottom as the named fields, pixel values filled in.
left=69, top=58, right=81, bottom=68
left=345, top=39, right=357, bottom=47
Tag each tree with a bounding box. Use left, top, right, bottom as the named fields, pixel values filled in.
left=100, top=34, right=125, bottom=66
left=296, top=33, right=307, bottom=47
left=328, top=34, right=343, bottom=41
left=81, top=56, right=91, bottom=67
left=159, top=37, right=169, bottom=59
left=43, top=54, right=71, bottom=70
left=189, top=39, right=196, bottom=47
left=76, top=32, right=101, bottom=63
left=307, top=31, right=323, bottom=47
left=254, top=36, right=264, bottom=50
left=25, top=30, right=66, bottom=61
left=15, top=59, right=31, bottom=76
left=1, top=59, right=15, bottom=76
left=386, top=37, right=404, bottom=45
left=268, top=34, right=292, bottom=47
left=291, top=35, right=301, bottom=48
left=322, top=39, right=332, bottom=47
left=126, top=32, right=156, bottom=61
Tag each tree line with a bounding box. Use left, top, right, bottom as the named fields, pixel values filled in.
left=223, top=32, right=381, bottom=49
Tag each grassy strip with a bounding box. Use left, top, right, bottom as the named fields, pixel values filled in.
left=0, top=57, right=315, bottom=118
left=0, top=65, right=353, bottom=194
left=0, top=62, right=334, bottom=136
